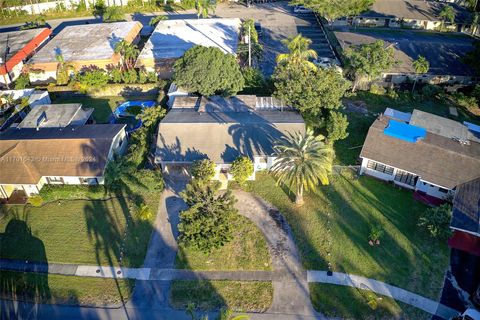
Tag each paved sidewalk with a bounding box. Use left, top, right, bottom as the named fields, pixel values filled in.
left=308, top=271, right=460, bottom=319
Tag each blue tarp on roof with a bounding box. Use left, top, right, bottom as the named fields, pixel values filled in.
left=383, top=119, right=426, bottom=143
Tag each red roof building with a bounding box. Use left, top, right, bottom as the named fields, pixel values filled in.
left=0, top=28, right=52, bottom=87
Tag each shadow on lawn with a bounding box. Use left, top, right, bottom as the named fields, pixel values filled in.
left=0, top=206, right=80, bottom=319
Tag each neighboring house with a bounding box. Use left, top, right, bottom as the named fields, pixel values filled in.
left=0, top=124, right=127, bottom=200
left=359, top=108, right=480, bottom=200
left=334, top=31, right=476, bottom=86
left=449, top=177, right=480, bottom=256
left=16, top=103, right=93, bottom=129
left=155, top=95, right=305, bottom=182
left=27, top=22, right=142, bottom=84
left=0, top=28, right=52, bottom=87
left=135, top=18, right=241, bottom=78
left=333, top=0, right=472, bottom=32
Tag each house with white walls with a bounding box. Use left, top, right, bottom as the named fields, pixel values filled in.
left=155, top=95, right=304, bottom=183
left=359, top=108, right=480, bottom=200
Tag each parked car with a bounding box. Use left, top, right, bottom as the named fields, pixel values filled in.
left=312, top=57, right=343, bottom=74
left=451, top=308, right=480, bottom=320
left=293, top=5, right=312, bottom=13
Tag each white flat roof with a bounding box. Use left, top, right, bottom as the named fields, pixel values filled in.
left=137, top=18, right=241, bottom=60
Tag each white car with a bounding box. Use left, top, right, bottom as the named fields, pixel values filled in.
left=312, top=57, right=343, bottom=73
left=293, top=6, right=312, bottom=13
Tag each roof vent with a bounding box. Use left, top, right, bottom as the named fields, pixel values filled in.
left=452, top=137, right=470, bottom=146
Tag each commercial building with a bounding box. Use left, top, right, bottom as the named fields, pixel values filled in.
left=0, top=28, right=52, bottom=87
left=359, top=108, right=480, bottom=200
left=136, top=18, right=241, bottom=77
left=27, top=21, right=142, bottom=83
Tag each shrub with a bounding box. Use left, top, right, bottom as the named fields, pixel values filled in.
left=122, top=69, right=138, bottom=84
left=369, top=84, right=386, bottom=95
left=14, top=73, right=30, bottom=89
left=138, top=70, right=147, bottom=84
left=418, top=204, right=452, bottom=239
left=77, top=69, right=109, bottom=89
left=421, top=84, right=443, bottom=99
left=368, top=225, right=384, bottom=246
left=191, top=159, right=216, bottom=181
left=326, top=111, right=349, bottom=143
left=452, top=92, right=479, bottom=116
left=230, top=156, right=254, bottom=186
left=131, top=169, right=164, bottom=192
left=28, top=195, right=43, bottom=207
left=110, top=67, right=123, bottom=83
left=386, top=88, right=398, bottom=99
left=147, top=71, right=158, bottom=83
left=102, top=6, right=124, bottom=22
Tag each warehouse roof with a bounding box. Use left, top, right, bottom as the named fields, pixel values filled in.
left=29, top=21, right=141, bottom=64
left=137, top=18, right=241, bottom=62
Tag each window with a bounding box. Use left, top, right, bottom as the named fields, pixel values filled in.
left=46, top=177, right=64, bottom=184
left=438, top=187, right=449, bottom=193
left=394, top=170, right=417, bottom=186
left=80, top=178, right=98, bottom=185
left=367, top=160, right=394, bottom=175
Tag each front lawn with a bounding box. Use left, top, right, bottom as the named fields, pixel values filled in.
left=170, top=280, right=273, bottom=312
left=0, top=186, right=160, bottom=268
left=245, top=172, right=449, bottom=315
left=0, top=270, right=133, bottom=306
left=175, top=214, right=271, bottom=271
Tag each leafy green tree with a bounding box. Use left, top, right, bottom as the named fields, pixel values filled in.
left=14, top=73, right=30, bottom=89
left=241, top=19, right=258, bottom=44
left=418, top=204, right=452, bottom=239
left=114, top=40, right=139, bottom=70
left=103, top=6, right=124, bottom=22
left=276, top=34, right=317, bottom=71
left=242, top=67, right=272, bottom=94
left=147, top=71, right=158, bottom=83
left=344, top=40, right=396, bottom=91
left=411, top=55, right=429, bottom=93
left=121, top=69, right=139, bottom=83
left=230, top=156, right=254, bottom=186
left=439, top=5, right=456, bottom=28
left=326, top=111, right=349, bottom=143
left=92, top=0, right=106, bottom=17
left=178, top=179, right=236, bottom=252
left=77, top=69, right=109, bottom=89
left=137, top=105, right=166, bottom=129
left=196, top=0, right=216, bottom=18
left=273, top=63, right=350, bottom=122
left=174, top=46, right=245, bottom=96
left=149, top=15, right=167, bottom=26
left=125, top=127, right=149, bottom=167
left=290, top=0, right=373, bottom=25
left=191, top=159, right=216, bottom=181
left=55, top=53, right=74, bottom=85
left=271, top=129, right=334, bottom=205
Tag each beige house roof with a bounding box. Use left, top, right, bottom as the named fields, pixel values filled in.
left=0, top=124, right=125, bottom=185
left=360, top=115, right=480, bottom=189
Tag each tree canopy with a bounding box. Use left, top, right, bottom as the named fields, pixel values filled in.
left=343, top=40, right=396, bottom=91
left=290, top=0, right=374, bottom=23
left=230, top=156, right=254, bottom=186
left=178, top=180, right=237, bottom=252
left=191, top=159, right=216, bottom=181
left=439, top=5, right=456, bottom=25
left=174, top=46, right=245, bottom=97
left=273, top=63, right=350, bottom=121
left=276, top=34, right=317, bottom=71
left=326, top=111, right=349, bottom=143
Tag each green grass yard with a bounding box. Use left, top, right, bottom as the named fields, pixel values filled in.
left=175, top=214, right=271, bottom=271
left=245, top=172, right=449, bottom=315
left=170, top=280, right=273, bottom=312
left=49, top=96, right=124, bottom=123
left=0, top=270, right=134, bottom=306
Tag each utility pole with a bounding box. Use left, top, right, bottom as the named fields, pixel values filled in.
left=3, top=35, right=10, bottom=90
left=248, top=24, right=251, bottom=67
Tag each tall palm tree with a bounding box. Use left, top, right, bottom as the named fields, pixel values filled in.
left=411, top=55, right=429, bottom=93
left=276, top=34, right=318, bottom=70
left=196, top=0, right=216, bottom=19
left=271, top=129, right=334, bottom=206
left=114, top=40, right=139, bottom=70
left=55, top=52, right=74, bottom=85
left=439, top=5, right=455, bottom=30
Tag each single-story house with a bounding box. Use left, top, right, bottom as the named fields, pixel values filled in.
left=0, top=124, right=127, bottom=200
left=155, top=95, right=305, bottom=182
left=0, top=28, right=52, bottom=87
left=334, top=31, right=477, bottom=86
left=135, top=18, right=241, bottom=78
left=16, top=103, right=93, bottom=129
left=449, top=177, right=480, bottom=256
left=359, top=108, right=480, bottom=200
left=333, top=0, right=472, bottom=32
left=27, top=21, right=142, bottom=84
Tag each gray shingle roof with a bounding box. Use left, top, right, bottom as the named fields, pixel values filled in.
left=451, top=178, right=480, bottom=235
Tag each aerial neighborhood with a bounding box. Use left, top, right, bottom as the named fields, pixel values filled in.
left=0, top=0, right=479, bottom=319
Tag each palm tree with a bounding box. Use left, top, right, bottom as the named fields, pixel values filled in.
left=149, top=15, right=167, bottom=26
left=114, top=40, right=139, bottom=70
left=196, top=0, right=216, bottom=19
left=411, top=55, right=429, bottom=93
left=102, top=5, right=124, bottom=22
left=55, top=52, right=74, bottom=85
left=276, top=34, right=318, bottom=71
left=439, top=5, right=455, bottom=30
left=271, top=129, right=334, bottom=206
